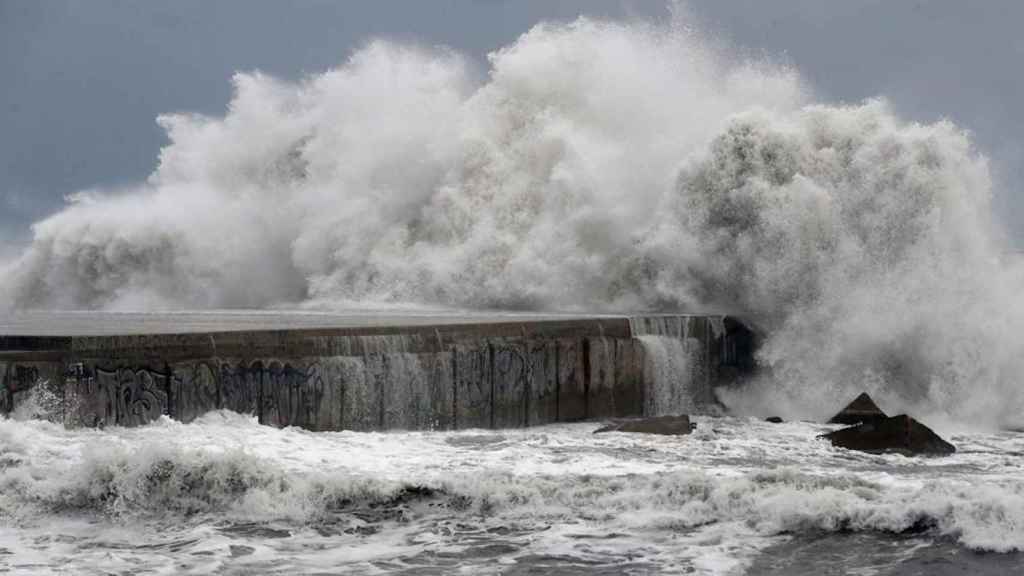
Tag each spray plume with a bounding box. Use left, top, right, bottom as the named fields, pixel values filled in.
left=2, top=16, right=1020, bottom=425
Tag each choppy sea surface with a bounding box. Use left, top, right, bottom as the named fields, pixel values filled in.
left=0, top=412, right=1021, bottom=575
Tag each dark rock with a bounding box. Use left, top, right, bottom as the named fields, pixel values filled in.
left=594, top=415, right=695, bottom=436
left=822, top=414, right=956, bottom=456
left=828, top=392, right=887, bottom=425
left=764, top=416, right=784, bottom=423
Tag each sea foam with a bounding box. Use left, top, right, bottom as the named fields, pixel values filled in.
left=2, top=413, right=1022, bottom=557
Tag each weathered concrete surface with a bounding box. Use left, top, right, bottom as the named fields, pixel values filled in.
left=0, top=312, right=756, bottom=431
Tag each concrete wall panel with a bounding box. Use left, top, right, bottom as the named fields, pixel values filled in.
left=492, top=340, right=527, bottom=429
left=260, top=361, right=330, bottom=429
left=614, top=339, right=645, bottom=417
left=65, top=365, right=116, bottom=427
left=170, top=361, right=219, bottom=423
left=221, top=361, right=261, bottom=418
left=556, top=338, right=586, bottom=422
left=336, top=356, right=376, bottom=431
left=426, top=351, right=455, bottom=431
left=454, top=342, right=491, bottom=429
left=528, top=339, right=558, bottom=426
left=0, top=362, right=8, bottom=415
left=383, top=353, right=432, bottom=431
left=587, top=337, right=617, bottom=419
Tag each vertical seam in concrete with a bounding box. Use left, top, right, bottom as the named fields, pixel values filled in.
left=635, top=337, right=645, bottom=417
left=522, top=341, right=530, bottom=428
left=0, top=363, right=8, bottom=416
left=216, top=360, right=225, bottom=411
left=256, top=361, right=264, bottom=426
left=166, top=360, right=177, bottom=420
left=340, top=360, right=347, bottom=431
left=582, top=337, right=591, bottom=420
left=163, top=361, right=172, bottom=419
left=611, top=339, right=619, bottom=417
left=488, top=341, right=495, bottom=429
left=379, top=355, right=387, bottom=430
left=708, top=320, right=715, bottom=405
left=554, top=342, right=560, bottom=423
left=451, top=345, right=458, bottom=430
left=62, top=362, right=69, bottom=424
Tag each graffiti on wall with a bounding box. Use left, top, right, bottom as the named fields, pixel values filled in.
left=65, top=364, right=170, bottom=427
left=64, top=360, right=332, bottom=428
left=4, top=328, right=717, bottom=431
left=1, top=363, right=61, bottom=418
left=492, top=341, right=528, bottom=428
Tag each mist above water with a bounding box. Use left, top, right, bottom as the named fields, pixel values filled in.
left=2, top=16, right=1021, bottom=425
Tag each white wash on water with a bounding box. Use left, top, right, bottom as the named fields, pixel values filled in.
left=0, top=412, right=1022, bottom=575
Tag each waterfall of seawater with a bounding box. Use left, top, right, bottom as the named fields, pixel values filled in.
left=631, top=316, right=714, bottom=416
left=638, top=335, right=697, bottom=415
left=342, top=334, right=437, bottom=430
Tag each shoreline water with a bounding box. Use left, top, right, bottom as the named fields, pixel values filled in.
left=1, top=412, right=1021, bottom=575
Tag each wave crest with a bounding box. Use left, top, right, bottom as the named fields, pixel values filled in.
left=4, top=439, right=1022, bottom=553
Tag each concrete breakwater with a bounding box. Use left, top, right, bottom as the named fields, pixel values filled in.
left=0, top=312, right=755, bottom=431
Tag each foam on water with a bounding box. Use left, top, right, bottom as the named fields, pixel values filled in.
left=1, top=412, right=1022, bottom=574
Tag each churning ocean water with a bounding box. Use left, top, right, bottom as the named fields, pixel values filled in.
left=1, top=410, right=1021, bottom=575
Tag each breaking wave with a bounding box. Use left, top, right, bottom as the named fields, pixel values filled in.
left=1, top=414, right=1022, bottom=556
left=1, top=15, right=1021, bottom=424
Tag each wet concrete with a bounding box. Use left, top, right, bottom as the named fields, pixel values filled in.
left=0, top=311, right=755, bottom=431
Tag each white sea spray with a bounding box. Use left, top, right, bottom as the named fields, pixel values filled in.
left=0, top=15, right=1019, bottom=423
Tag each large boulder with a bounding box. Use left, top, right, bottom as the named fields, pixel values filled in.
left=828, top=392, right=887, bottom=425
left=594, top=415, right=695, bottom=436
left=822, top=414, right=956, bottom=455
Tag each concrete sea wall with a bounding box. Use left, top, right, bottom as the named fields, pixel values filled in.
left=0, top=315, right=755, bottom=431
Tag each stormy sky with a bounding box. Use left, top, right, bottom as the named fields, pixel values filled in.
left=2, top=0, right=1022, bottom=245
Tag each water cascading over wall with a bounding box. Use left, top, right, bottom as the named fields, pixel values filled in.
left=0, top=315, right=756, bottom=430
left=632, top=315, right=720, bottom=416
